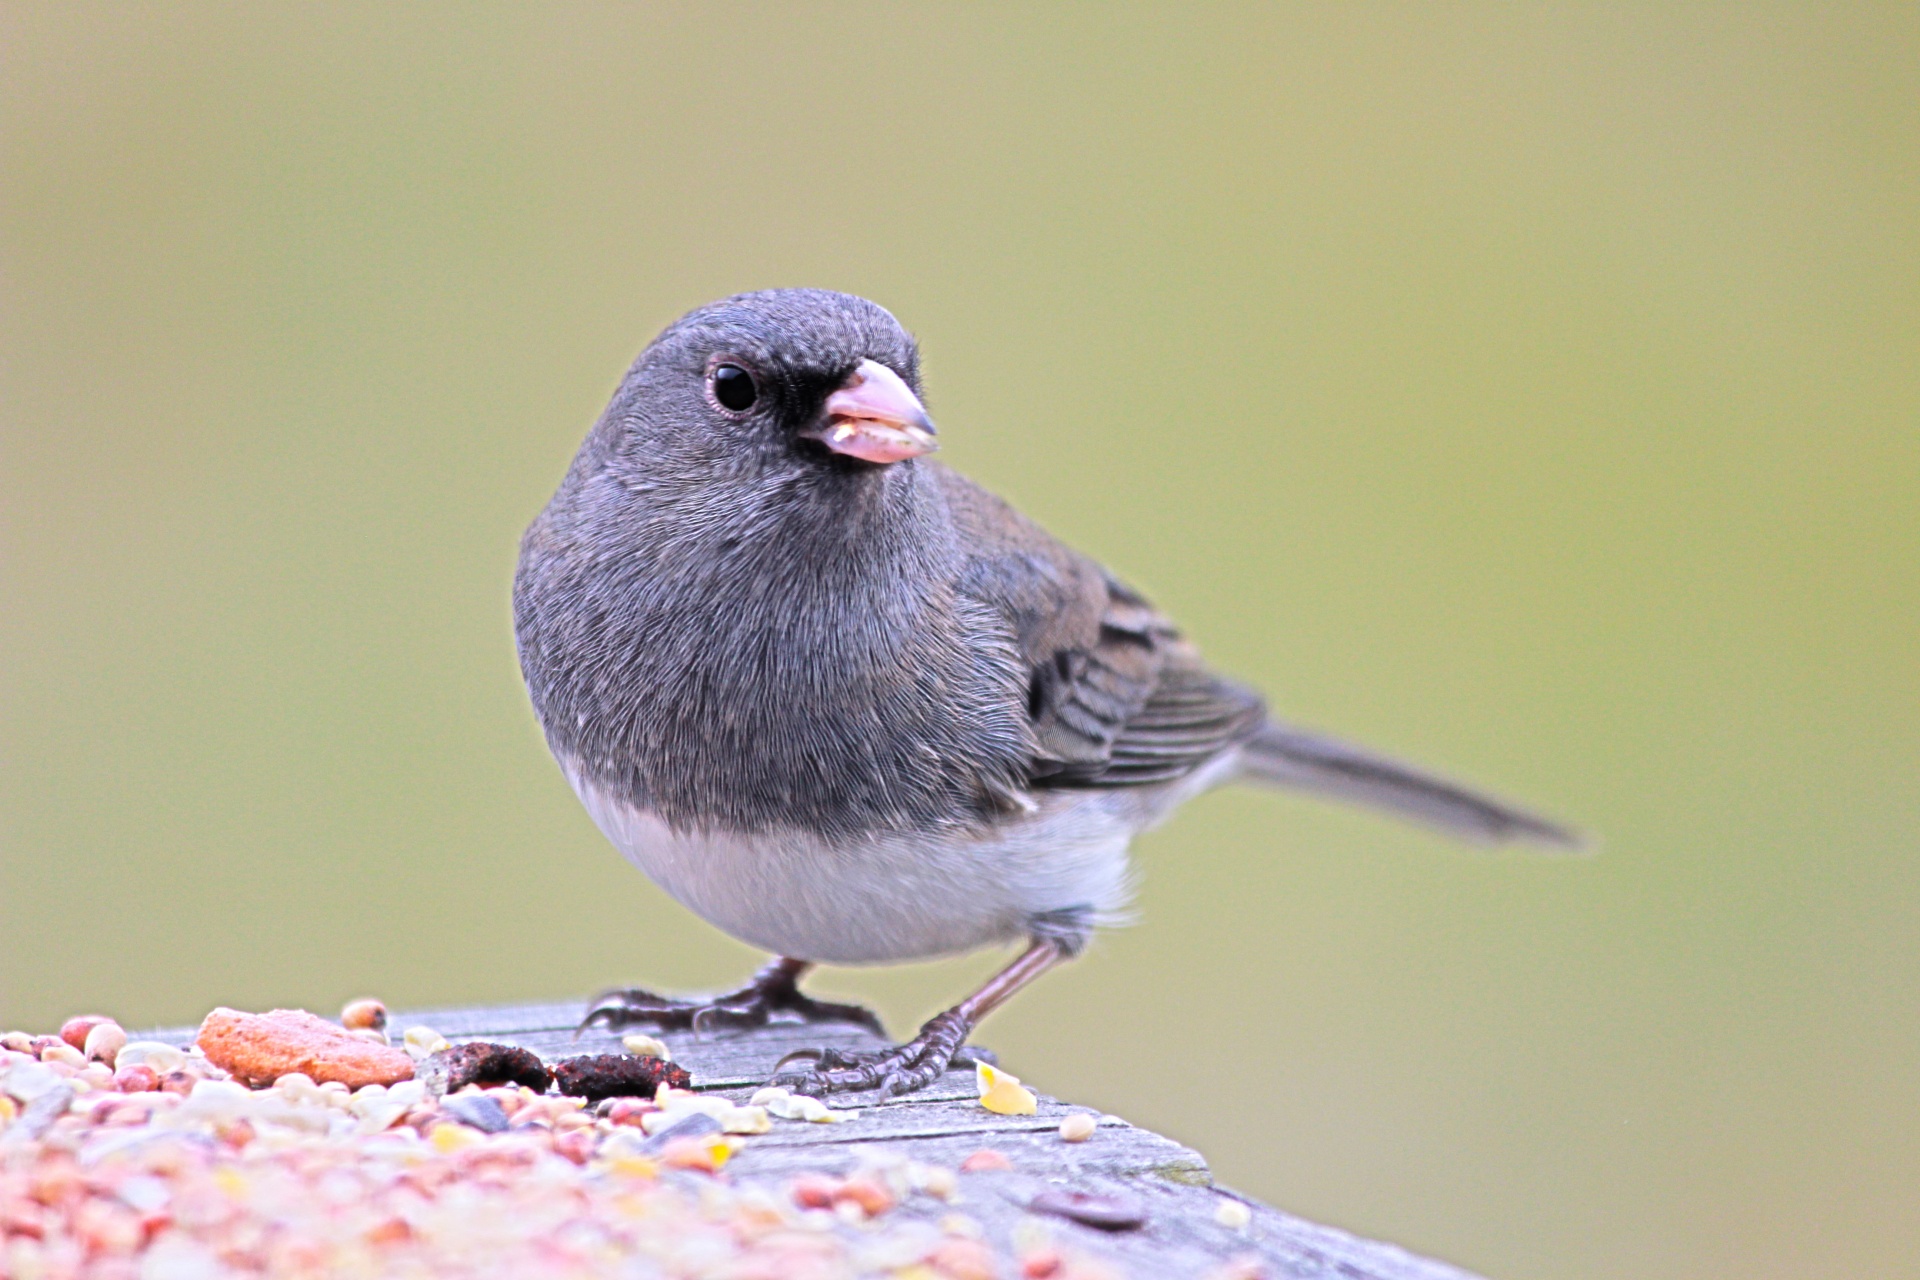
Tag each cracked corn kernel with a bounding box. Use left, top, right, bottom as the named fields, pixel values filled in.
left=1058, top=1112, right=1096, bottom=1143
left=975, top=1064, right=1036, bottom=1116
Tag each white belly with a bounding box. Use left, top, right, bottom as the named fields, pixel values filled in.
left=562, top=760, right=1171, bottom=964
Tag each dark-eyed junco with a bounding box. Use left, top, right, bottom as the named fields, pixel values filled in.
left=514, top=289, right=1577, bottom=1099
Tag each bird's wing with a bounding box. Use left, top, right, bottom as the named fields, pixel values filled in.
left=937, top=467, right=1264, bottom=790
left=935, top=467, right=1582, bottom=844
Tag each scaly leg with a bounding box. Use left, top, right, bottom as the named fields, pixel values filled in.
left=581, top=956, right=886, bottom=1038
left=773, top=938, right=1067, bottom=1100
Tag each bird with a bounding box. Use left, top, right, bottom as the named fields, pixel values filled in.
left=513, top=288, right=1578, bottom=1100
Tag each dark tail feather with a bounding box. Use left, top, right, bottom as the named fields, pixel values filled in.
left=1238, top=720, right=1586, bottom=849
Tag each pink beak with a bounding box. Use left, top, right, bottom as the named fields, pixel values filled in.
left=807, top=359, right=938, bottom=464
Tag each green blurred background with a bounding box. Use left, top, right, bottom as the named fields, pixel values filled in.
left=3, top=5, right=1915, bottom=1277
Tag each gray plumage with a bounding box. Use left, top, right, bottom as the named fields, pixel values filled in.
left=514, top=289, right=1576, bottom=969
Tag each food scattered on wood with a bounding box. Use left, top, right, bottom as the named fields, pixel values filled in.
left=1, top=1001, right=1214, bottom=1279
left=550, top=1052, right=692, bottom=1102
left=1030, top=1189, right=1150, bottom=1232
left=194, top=1007, right=416, bottom=1089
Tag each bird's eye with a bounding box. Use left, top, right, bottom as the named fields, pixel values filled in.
left=711, top=364, right=757, bottom=412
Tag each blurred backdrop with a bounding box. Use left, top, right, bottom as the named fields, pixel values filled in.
left=3, top=6, right=1915, bottom=1278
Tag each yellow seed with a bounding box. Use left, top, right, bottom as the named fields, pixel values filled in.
left=1058, top=1112, right=1097, bottom=1142
left=429, top=1121, right=484, bottom=1153
left=0, top=1096, right=17, bottom=1129
left=976, top=1063, right=1037, bottom=1116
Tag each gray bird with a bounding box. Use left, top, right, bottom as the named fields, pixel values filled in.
left=514, top=288, right=1577, bottom=1099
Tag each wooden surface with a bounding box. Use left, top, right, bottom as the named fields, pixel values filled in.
left=233, top=997, right=1486, bottom=1280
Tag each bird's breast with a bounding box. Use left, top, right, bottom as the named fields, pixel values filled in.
left=562, top=757, right=1142, bottom=965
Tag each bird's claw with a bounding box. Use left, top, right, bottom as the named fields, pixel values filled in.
left=580, top=974, right=886, bottom=1041
left=769, top=1010, right=985, bottom=1100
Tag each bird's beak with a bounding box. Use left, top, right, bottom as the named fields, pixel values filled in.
left=806, top=359, right=938, bottom=464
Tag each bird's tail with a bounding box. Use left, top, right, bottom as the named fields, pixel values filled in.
left=1236, top=719, right=1585, bottom=849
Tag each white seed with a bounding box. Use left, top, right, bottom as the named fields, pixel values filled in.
left=355, top=1101, right=410, bottom=1135
left=349, top=1027, right=390, bottom=1046
left=658, top=1093, right=732, bottom=1120
left=720, top=1105, right=771, bottom=1135
left=113, top=1042, right=188, bottom=1075
left=386, top=1080, right=427, bottom=1109
left=1058, top=1112, right=1097, bottom=1143
left=2, top=1060, right=67, bottom=1103
left=402, top=1027, right=449, bottom=1060
left=83, top=1022, right=127, bottom=1064
left=1214, top=1199, right=1252, bottom=1230
left=748, top=1086, right=790, bottom=1108
left=39, top=1043, right=85, bottom=1069
left=620, top=1034, right=671, bottom=1060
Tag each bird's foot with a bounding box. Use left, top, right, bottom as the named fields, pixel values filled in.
left=770, top=1010, right=992, bottom=1100
left=580, top=959, right=885, bottom=1039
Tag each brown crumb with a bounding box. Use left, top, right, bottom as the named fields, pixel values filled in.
left=436, top=1042, right=553, bottom=1094
left=550, top=1053, right=691, bottom=1102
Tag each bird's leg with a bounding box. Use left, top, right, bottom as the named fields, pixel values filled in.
left=580, top=956, right=886, bottom=1038
left=774, top=937, right=1068, bottom=1100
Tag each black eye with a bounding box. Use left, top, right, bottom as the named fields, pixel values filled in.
left=712, top=364, right=757, bottom=412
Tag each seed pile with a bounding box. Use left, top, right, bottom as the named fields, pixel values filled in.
left=0, top=1008, right=1137, bottom=1279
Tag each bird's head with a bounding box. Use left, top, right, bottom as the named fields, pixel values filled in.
left=610, top=289, right=937, bottom=476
